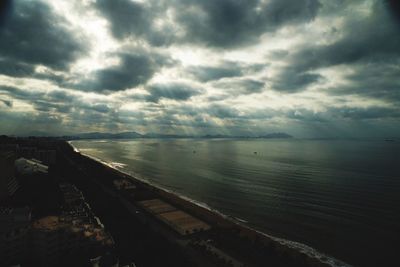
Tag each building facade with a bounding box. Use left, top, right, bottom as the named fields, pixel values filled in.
left=0, top=152, right=20, bottom=200
left=0, top=207, right=31, bottom=266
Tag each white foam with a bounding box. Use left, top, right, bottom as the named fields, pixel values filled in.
left=110, top=162, right=127, bottom=168
left=68, top=141, right=80, bottom=153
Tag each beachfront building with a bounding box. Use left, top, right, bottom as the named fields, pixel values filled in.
left=31, top=216, right=115, bottom=266
left=34, top=149, right=57, bottom=165
left=0, top=143, right=19, bottom=153
left=0, top=151, right=20, bottom=200
left=139, top=199, right=211, bottom=236
left=15, top=157, right=49, bottom=175
left=60, top=183, right=100, bottom=225
left=60, top=183, right=84, bottom=207
left=15, top=146, right=56, bottom=165
left=0, top=207, right=31, bottom=266
left=17, top=146, right=37, bottom=160
left=1, top=181, right=115, bottom=266
left=30, top=183, right=114, bottom=266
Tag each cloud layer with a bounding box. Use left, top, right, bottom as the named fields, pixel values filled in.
left=0, top=0, right=399, bottom=137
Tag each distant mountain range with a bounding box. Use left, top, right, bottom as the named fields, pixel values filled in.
left=76, top=132, right=143, bottom=139
left=66, top=131, right=293, bottom=140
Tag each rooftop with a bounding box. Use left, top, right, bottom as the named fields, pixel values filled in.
left=32, top=216, right=114, bottom=245
left=139, top=199, right=177, bottom=214
left=15, top=157, right=48, bottom=174
left=158, top=210, right=211, bottom=236
left=138, top=199, right=210, bottom=236
left=0, top=150, right=16, bottom=158
left=32, top=216, right=62, bottom=231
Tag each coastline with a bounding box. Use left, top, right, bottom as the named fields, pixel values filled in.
left=68, top=141, right=351, bottom=267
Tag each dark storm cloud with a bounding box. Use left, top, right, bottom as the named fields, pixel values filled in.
left=328, top=63, right=400, bottom=101
left=0, top=86, right=113, bottom=115
left=267, top=49, right=289, bottom=60
left=46, top=90, right=76, bottom=103
left=187, top=62, right=266, bottom=83
left=94, top=0, right=173, bottom=46
left=206, top=104, right=240, bottom=118
left=0, top=86, right=71, bottom=113
left=94, top=0, right=321, bottom=47
left=0, top=86, right=45, bottom=101
left=283, top=106, right=400, bottom=122
left=333, top=106, right=400, bottom=120
left=0, top=110, right=62, bottom=124
left=0, top=57, right=67, bottom=83
left=293, top=16, right=400, bottom=69
left=284, top=109, right=328, bottom=122
left=213, top=79, right=265, bottom=95
left=33, top=100, right=70, bottom=113
left=69, top=52, right=171, bottom=93
left=272, top=68, right=322, bottom=92
left=95, top=0, right=148, bottom=39
left=0, top=86, right=80, bottom=108
left=0, top=1, right=86, bottom=73
left=89, top=104, right=111, bottom=114
left=166, top=102, right=400, bottom=123
left=0, top=58, right=35, bottom=78
left=188, top=65, right=242, bottom=82
left=176, top=0, right=321, bottom=47
left=0, top=99, right=12, bottom=108
left=272, top=1, right=400, bottom=94
left=94, top=54, right=157, bottom=92
left=146, top=82, right=203, bottom=102
left=0, top=108, right=66, bottom=136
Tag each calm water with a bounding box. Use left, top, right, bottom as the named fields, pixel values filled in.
left=71, top=139, right=400, bottom=267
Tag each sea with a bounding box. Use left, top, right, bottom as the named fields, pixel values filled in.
left=70, top=139, right=400, bottom=267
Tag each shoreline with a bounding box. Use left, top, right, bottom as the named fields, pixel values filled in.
left=68, top=141, right=351, bottom=267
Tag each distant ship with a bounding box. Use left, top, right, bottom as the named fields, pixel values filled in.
left=384, top=139, right=395, bottom=142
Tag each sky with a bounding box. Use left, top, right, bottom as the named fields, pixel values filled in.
left=0, top=0, right=399, bottom=138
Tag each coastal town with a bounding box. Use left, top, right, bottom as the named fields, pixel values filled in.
left=1, top=135, right=336, bottom=267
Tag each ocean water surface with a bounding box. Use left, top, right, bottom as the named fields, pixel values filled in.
left=70, top=139, right=400, bottom=267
